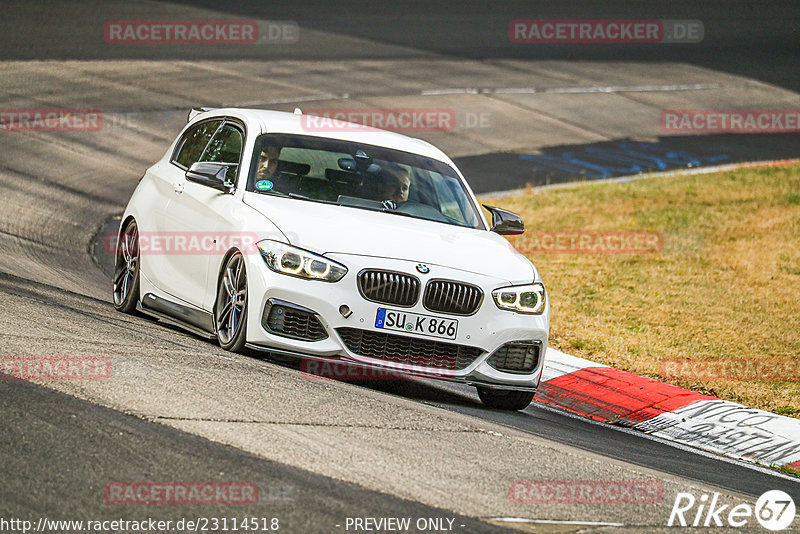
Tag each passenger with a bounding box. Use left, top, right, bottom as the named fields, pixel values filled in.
left=377, top=163, right=411, bottom=203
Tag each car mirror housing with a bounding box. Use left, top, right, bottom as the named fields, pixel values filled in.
left=483, top=204, right=525, bottom=235
left=186, top=162, right=237, bottom=193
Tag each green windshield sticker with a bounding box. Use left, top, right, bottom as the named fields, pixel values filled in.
left=255, top=180, right=273, bottom=191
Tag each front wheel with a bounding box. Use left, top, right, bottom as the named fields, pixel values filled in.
left=214, top=251, right=248, bottom=352
left=477, top=387, right=535, bottom=411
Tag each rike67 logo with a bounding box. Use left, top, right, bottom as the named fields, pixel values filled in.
left=669, top=490, right=795, bottom=531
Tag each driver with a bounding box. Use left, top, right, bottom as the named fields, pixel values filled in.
left=378, top=163, right=410, bottom=203
left=256, top=144, right=281, bottom=179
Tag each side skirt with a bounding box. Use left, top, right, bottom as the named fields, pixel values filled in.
left=139, top=292, right=216, bottom=340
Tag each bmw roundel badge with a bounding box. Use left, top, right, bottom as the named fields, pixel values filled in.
left=416, top=264, right=430, bottom=274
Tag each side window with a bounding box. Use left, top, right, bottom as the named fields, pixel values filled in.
left=173, top=120, right=222, bottom=169
left=200, top=123, right=244, bottom=182
left=200, top=123, right=243, bottom=165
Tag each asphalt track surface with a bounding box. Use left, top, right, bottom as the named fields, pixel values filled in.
left=1, top=1, right=799, bottom=533
left=0, top=377, right=513, bottom=534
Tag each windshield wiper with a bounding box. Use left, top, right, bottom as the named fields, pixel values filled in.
left=379, top=207, right=417, bottom=220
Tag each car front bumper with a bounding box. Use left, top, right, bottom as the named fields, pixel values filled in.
left=243, top=252, right=550, bottom=391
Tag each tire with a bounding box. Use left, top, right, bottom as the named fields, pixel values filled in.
left=214, top=251, right=248, bottom=352
left=477, top=387, right=535, bottom=411
left=112, top=220, right=140, bottom=314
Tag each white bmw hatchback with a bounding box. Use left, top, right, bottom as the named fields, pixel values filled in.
left=114, top=108, right=549, bottom=410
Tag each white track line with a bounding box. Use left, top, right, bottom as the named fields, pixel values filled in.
left=423, top=83, right=724, bottom=96
left=479, top=158, right=800, bottom=199
left=235, top=93, right=350, bottom=106
left=488, top=517, right=625, bottom=527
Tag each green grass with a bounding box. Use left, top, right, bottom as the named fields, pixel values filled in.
left=777, top=464, right=800, bottom=477
left=484, top=163, right=800, bottom=416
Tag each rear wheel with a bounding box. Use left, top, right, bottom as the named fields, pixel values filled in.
left=477, top=387, right=535, bottom=411
left=215, top=251, right=248, bottom=352
left=112, top=220, right=140, bottom=314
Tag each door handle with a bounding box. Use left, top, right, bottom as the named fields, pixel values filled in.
left=173, top=182, right=184, bottom=194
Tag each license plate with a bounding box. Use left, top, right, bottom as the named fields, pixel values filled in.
left=375, top=308, right=458, bottom=340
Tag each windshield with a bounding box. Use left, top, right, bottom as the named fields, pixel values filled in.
left=246, top=133, right=484, bottom=230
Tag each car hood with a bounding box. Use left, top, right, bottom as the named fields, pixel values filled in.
left=243, top=193, right=536, bottom=283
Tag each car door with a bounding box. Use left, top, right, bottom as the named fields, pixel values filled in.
left=156, top=119, right=244, bottom=309
left=145, top=119, right=222, bottom=301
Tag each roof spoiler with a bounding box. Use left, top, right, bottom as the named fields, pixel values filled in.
left=188, top=107, right=216, bottom=122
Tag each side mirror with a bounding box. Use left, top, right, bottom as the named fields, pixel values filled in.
left=186, top=162, right=237, bottom=193
left=483, top=204, right=525, bottom=235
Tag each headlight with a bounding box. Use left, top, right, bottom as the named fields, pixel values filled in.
left=257, top=241, right=347, bottom=282
left=492, top=283, right=547, bottom=314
